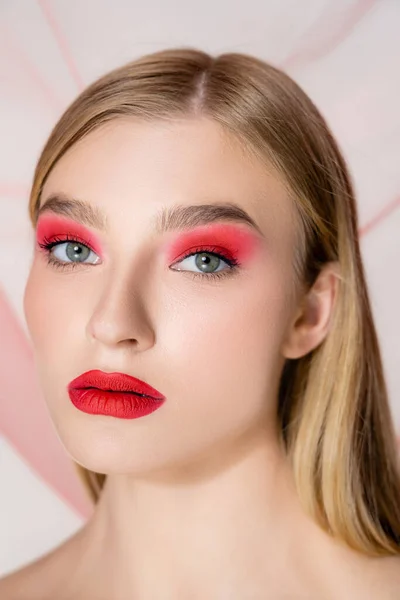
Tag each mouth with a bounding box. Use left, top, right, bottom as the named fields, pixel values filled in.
left=67, top=370, right=166, bottom=419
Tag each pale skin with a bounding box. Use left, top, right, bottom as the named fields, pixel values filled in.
left=1, top=117, right=400, bottom=599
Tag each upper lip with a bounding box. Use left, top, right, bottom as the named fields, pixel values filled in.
left=68, top=370, right=165, bottom=400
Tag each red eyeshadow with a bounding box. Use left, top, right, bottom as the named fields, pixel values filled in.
left=163, top=223, right=263, bottom=263
left=36, top=214, right=103, bottom=256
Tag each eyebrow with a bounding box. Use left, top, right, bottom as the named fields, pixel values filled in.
left=36, top=193, right=264, bottom=237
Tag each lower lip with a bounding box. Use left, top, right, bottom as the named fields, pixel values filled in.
left=68, top=388, right=165, bottom=419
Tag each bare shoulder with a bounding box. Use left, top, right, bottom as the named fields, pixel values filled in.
left=0, top=532, right=83, bottom=600
left=351, top=553, right=400, bottom=599
left=376, top=554, right=400, bottom=594
left=0, top=555, right=56, bottom=600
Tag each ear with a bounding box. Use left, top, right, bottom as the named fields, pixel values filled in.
left=281, top=262, right=340, bottom=360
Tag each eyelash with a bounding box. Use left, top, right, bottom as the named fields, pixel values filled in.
left=37, top=237, right=240, bottom=281
left=38, top=234, right=98, bottom=270
left=173, top=245, right=240, bottom=281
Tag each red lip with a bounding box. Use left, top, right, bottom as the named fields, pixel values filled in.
left=67, top=370, right=166, bottom=419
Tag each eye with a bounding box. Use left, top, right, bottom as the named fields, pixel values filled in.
left=169, top=246, right=239, bottom=280
left=51, top=241, right=99, bottom=264
left=173, top=251, right=229, bottom=273
left=38, top=235, right=101, bottom=268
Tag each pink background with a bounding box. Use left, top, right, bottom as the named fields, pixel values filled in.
left=1, top=0, right=399, bottom=576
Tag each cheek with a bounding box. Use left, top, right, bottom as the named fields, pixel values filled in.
left=161, top=275, right=291, bottom=420
left=168, top=271, right=290, bottom=354
left=24, top=264, right=52, bottom=350
left=23, top=262, right=81, bottom=358
left=143, top=274, right=293, bottom=467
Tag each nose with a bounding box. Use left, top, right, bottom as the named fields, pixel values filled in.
left=86, top=266, right=156, bottom=351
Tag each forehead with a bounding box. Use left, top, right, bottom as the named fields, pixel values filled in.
left=41, top=117, right=297, bottom=244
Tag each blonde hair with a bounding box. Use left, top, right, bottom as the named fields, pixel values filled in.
left=28, top=48, right=400, bottom=556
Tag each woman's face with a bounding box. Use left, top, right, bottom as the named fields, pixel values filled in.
left=24, top=116, right=300, bottom=477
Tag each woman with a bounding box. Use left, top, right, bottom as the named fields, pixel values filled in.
left=1, top=47, right=400, bottom=599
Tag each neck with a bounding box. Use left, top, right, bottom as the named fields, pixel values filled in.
left=67, top=426, right=325, bottom=598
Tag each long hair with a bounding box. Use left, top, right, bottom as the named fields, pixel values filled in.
left=28, top=47, right=400, bottom=556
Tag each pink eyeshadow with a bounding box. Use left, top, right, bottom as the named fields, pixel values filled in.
left=163, top=223, right=263, bottom=263
left=36, top=214, right=103, bottom=256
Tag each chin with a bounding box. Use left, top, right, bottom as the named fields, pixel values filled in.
left=54, top=425, right=183, bottom=478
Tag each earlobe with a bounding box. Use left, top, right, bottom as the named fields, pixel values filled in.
left=281, top=262, right=340, bottom=360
